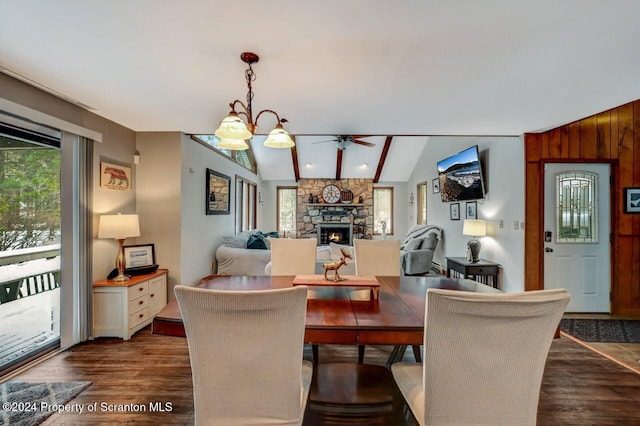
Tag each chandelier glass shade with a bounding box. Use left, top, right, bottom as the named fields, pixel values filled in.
left=214, top=112, right=252, bottom=141
left=263, top=124, right=295, bottom=148
left=217, top=137, right=249, bottom=150
left=214, top=52, right=294, bottom=150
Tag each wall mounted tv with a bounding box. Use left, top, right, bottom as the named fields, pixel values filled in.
left=437, top=145, right=486, bottom=202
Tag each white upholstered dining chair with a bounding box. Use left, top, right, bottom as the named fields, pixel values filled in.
left=391, top=288, right=570, bottom=426
left=174, top=285, right=313, bottom=426
left=270, top=238, right=317, bottom=275
left=353, top=238, right=417, bottom=363
left=353, top=238, right=401, bottom=276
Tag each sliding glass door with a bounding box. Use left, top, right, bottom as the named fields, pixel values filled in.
left=0, top=124, right=61, bottom=374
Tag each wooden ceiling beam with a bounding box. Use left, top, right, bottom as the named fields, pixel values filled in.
left=290, top=136, right=300, bottom=182
left=335, top=148, right=343, bottom=180
left=373, top=136, right=393, bottom=183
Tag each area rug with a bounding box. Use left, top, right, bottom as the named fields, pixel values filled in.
left=0, top=381, right=91, bottom=426
left=560, top=318, right=640, bottom=343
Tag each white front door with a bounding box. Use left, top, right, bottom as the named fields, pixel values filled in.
left=543, top=163, right=610, bottom=312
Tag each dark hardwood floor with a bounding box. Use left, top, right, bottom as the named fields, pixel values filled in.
left=4, top=326, right=640, bottom=425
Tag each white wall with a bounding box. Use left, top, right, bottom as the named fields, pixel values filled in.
left=136, top=132, right=182, bottom=298
left=179, top=135, right=262, bottom=291
left=136, top=133, right=262, bottom=299
left=407, top=136, right=525, bottom=292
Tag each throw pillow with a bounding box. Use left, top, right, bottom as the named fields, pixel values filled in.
left=247, top=233, right=268, bottom=250
left=329, top=242, right=355, bottom=262
left=316, top=246, right=331, bottom=261
left=403, top=238, right=423, bottom=251
left=224, top=234, right=248, bottom=248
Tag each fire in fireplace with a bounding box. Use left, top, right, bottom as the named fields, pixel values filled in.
left=318, top=223, right=353, bottom=245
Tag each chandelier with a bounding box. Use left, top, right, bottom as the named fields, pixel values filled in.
left=214, top=52, right=294, bottom=150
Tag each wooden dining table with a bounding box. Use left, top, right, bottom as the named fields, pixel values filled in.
left=152, top=274, right=500, bottom=349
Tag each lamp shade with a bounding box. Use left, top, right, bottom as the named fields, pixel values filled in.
left=215, top=112, right=252, bottom=140
left=463, top=219, right=486, bottom=237
left=98, top=214, right=140, bottom=239
left=263, top=125, right=295, bottom=148
left=217, top=137, right=249, bottom=150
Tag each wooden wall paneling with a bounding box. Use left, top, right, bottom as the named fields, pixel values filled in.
left=541, top=132, right=550, bottom=159
left=549, top=128, right=562, bottom=158
left=525, top=133, right=542, bottom=161
left=580, top=115, right=598, bottom=159
left=524, top=158, right=543, bottom=291
left=616, top=236, right=633, bottom=312
left=618, top=103, right=634, bottom=235
left=568, top=122, right=581, bottom=159
left=596, top=111, right=612, bottom=159
left=560, top=126, right=570, bottom=158
left=633, top=237, right=640, bottom=308
left=526, top=99, right=640, bottom=314
left=610, top=107, right=620, bottom=159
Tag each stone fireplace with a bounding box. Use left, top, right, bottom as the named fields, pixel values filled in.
left=317, top=223, right=353, bottom=246
left=296, top=178, right=374, bottom=242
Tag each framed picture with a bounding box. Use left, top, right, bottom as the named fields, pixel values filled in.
left=206, top=168, right=231, bottom=215
left=123, top=244, right=155, bottom=268
left=624, top=187, right=640, bottom=213
left=466, top=201, right=477, bottom=219
left=100, top=161, right=131, bottom=191
left=432, top=178, right=440, bottom=194
left=450, top=203, right=460, bottom=220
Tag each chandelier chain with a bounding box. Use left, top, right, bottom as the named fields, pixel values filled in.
left=245, top=63, right=256, bottom=123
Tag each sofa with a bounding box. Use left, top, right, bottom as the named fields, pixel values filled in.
left=400, top=224, right=442, bottom=275
left=216, top=227, right=441, bottom=276
left=215, top=231, right=357, bottom=276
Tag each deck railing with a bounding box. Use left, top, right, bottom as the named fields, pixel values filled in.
left=0, top=244, right=61, bottom=304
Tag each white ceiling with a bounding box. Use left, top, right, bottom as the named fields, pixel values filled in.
left=2, top=1, right=640, bottom=181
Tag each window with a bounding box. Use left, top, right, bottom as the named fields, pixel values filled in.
left=191, top=135, right=257, bottom=173
left=555, top=171, right=598, bottom=243
left=417, top=181, right=427, bottom=225
left=373, top=187, right=393, bottom=235
left=277, top=186, right=297, bottom=236
left=235, top=176, right=257, bottom=233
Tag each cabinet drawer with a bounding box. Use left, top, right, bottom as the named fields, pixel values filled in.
left=128, top=294, right=149, bottom=313
left=127, top=282, right=148, bottom=300
left=466, top=266, right=497, bottom=275
left=129, top=307, right=150, bottom=328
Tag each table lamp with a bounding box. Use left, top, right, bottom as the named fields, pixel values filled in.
left=462, top=219, right=486, bottom=263
left=98, top=213, right=140, bottom=281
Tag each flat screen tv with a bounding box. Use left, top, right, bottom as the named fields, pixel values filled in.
left=437, top=145, right=486, bottom=202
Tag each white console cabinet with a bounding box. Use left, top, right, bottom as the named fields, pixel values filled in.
left=93, top=269, right=168, bottom=340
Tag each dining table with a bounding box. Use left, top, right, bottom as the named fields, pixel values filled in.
left=152, top=274, right=500, bottom=358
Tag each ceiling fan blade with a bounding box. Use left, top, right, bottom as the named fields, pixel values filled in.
left=352, top=139, right=375, bottom=147
left=311, top=139, right=337, bottom=144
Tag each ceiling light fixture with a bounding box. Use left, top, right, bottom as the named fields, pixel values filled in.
left=215, top=52, right=294, bottom=150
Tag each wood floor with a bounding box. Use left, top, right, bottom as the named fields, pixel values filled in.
left=3, top=325, right=640, bottom=425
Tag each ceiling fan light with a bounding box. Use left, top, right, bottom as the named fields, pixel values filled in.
left=215, top=112, right=252, bottom=140
left=217, top=137, right=249, bottom=150
left=263, top=125, right=295, bottom=148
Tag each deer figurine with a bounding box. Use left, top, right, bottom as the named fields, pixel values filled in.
left=322, top=248, right=352, bottom=282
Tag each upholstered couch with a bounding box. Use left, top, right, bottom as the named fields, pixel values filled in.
left=400, top=224, right=442, bottom=275
left=216, top=227, right=441, bottom=276
left=215, top=231, right=356, bottom=276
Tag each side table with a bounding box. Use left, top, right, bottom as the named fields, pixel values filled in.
left=445, top=257, right=500, bottom=289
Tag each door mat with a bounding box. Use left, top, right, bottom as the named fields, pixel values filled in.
left=0, top=381, right=91, bottom=426
left=560, top=319, right=640, bottom=343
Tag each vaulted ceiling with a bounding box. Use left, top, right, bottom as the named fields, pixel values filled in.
left=2, top=1, right=640, bottom=181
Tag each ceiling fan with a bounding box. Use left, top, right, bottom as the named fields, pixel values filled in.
left=312, top=135, right=375, bottom=150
